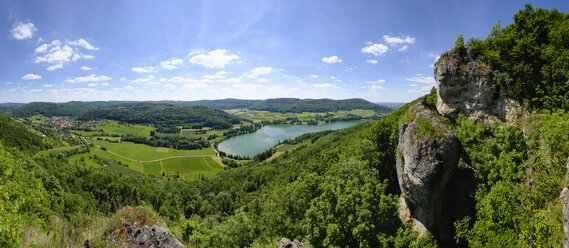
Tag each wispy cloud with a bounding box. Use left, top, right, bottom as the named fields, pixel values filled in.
left=22, top=73, right=42, bottom=80
left=321, top=56, right=342, bottom=64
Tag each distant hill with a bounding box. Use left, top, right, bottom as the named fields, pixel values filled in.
left=6, top=98, right=391, bottom=117
left=79, top=103, right=242, bottom=129
left=249, top=98, right=392, bottom=113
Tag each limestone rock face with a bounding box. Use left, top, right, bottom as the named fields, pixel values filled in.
left=434, top=48, right=524, bottom=126
left=562, top=157, right=569, bottom=248
left=396, top=99, right=462, bottom=242
left=276, top=238, right=310, bottom=248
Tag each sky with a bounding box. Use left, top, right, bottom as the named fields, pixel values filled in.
left=1, top=0, right=568, bottom=103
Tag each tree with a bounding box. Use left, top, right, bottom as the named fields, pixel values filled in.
left=454, top=34, right=465, bottom=50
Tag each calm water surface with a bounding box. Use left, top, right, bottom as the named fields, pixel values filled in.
left=218, top=121, right=362, bottom=157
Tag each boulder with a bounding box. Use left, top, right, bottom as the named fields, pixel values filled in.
left=434, top=47, right=524, bottom=126
left=276, top=238, right=310, bottom=248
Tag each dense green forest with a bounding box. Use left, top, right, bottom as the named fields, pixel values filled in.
left=462, top=4, right=569, bottom=110
left=79, top=103, right=242, bottom=129
left=248, top=98, right=391, bottom=113
left=4, top=98, right=390, bottom=117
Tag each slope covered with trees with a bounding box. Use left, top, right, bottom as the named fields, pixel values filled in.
left=79, top=103, right=242, bottom=129
left=249, top=98, right=391, bottom=113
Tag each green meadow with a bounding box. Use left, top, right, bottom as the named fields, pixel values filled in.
left=93, top=140, right=215, bottom=161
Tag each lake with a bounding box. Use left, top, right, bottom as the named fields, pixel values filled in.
left=218, top=120, right=362, bottom=157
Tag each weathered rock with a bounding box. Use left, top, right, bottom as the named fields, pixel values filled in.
left=105, top=207, right=182, bottom=248
left=276, top=238, right=310, bottom=248
left=396, top=99, right=464, bottom=244
left=562, top=157, right=569, bottom=248
left=106, top=223, right=182, bottom=248
left=434, top=48, right=525, bottom=126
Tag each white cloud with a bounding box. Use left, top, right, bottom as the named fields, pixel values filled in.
left=362, top=43, right=388, bottom=56
left=132, top=75, right=156, bottom=84
left=46, top=64, right=63, bottom=71
left=330, top=76, right=341, bottom=82
left=383, top=35, right=415, bottom=44
left=409, top=84, right=418, bottom=87
left=35, top=45, right=75, bottom=64
left=366, top=59, right=378, bottom=64
left=310, top=74, right=319, bottom=79
left=131, top=66, right=156, bottom=73
left=65, top=74, right=111, bottom=83
left=120, top=77, right=127, bottom=81
left=5, top=82, right=13, bottom=85
left=189, top=49, right=239, bottom=69
left=408, top=85, right=433, bottom=93
left=87, top=83, right=99, bottom=87
left=35, top=44, right=50, bottom=54
left=160, top=58, right=184, bottom=70
left=22, top=73, right=42, bottom=80
left=244, top=67, right=275, bottom=78
left=405, top=74, right=436, bottom=85
left=10, top=21, right=37, bottom=40
left=101, top=82, right=110, bottom=86
left=80, top=66, right=93, bottom=71
left=68, top=39, right=98, bottom=50
left=370, top=85, right=384, bottom=90
left=398, top=45, right=409, bottom=52
left=33, top=39, right=98, bottom=70
left=43, top=84, right=53, bottom=87
left=204, top=71, right=227, bottom=79
left=163, top=84, right=176, bottom=89
left=321, top=56, right=342, bottom=64
left=367, top=79, right=386, bottom=84
left=257, top=78, right=268, bottom=83
left=311, top=83, right=337, bottom=88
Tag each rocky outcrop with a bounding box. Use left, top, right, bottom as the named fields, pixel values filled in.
left=105, top=206, right=182, bottom=248
left=276, top=238, right=310, bottom=248
left=434, top=48, right=524, bottom=126
left=396, top=98, right=474, bottom=246
left=561, top=157, right=569, bottom=248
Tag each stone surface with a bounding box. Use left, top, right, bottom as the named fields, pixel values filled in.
left=276, top=238, right=310, bottom=248
left=396, top=99, right=462, bottom=243
left=434, top=48, right=524, bottom=126
left=106, top=219, right=182, bottom=248
left=562, top=157, right=569, bottom=248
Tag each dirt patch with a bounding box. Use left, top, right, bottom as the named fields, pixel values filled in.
left=156, top=147, right=169, bottom=153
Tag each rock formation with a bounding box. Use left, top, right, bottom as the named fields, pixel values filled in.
left=105, top=206, right=183, bottom=248
left=561, top=157, right=569, bottom=248
left=276, top=238, right=310, bottom=248
left=396, top=98, right=463, bottom=243
left=434, top=48, right=524, bottom=126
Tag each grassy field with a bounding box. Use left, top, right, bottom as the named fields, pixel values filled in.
left=161, top=157, right=223, bottom=180
left=70, top=121, right=155, bottom=137
left=93, top=140, right=215, bottom=161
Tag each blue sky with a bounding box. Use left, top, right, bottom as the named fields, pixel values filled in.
left=1, top=0, right=567, bottom=103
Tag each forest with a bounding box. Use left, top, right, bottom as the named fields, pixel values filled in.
left=78, top=103, right=242, bottom=130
